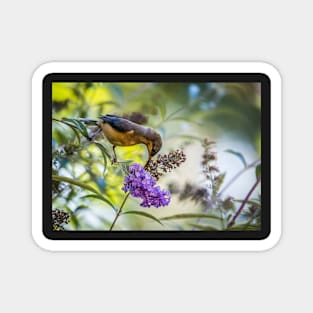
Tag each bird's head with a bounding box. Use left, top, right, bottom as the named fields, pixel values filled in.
left=150, top=132, right=162, bottom=157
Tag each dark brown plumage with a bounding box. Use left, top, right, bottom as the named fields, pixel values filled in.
left=97, top=114, right=162, bottom=163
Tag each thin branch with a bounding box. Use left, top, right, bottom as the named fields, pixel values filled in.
left=227, top=176, right=261, bottom=228
left=109, top=193, right=130, bottom=231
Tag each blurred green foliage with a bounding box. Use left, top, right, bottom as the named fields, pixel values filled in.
left=52, top=81, right=261, bottom=231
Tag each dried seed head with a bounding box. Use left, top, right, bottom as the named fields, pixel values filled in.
left=222, top=197, right=234, bottom=210
left=146, top=149, right=186, bottom=180
left=202, top=138, right=216, bottom=148
left=208, top=165, right=220, bottom=173
left=52, top=209, right=71, bottom=231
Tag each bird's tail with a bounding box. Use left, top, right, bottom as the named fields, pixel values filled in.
left=78, top=118, right=98, bottom=125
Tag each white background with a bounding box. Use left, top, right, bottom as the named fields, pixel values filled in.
left=0, top=0, right=311, bottom=312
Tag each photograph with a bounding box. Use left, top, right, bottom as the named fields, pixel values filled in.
left=51, top=81, right=261, bottom=231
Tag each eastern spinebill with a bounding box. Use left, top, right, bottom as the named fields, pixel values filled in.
left=80, top=114, right=162, bottom=164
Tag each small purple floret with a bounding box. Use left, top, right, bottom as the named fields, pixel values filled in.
left=122, top=163, right=171, bottom=208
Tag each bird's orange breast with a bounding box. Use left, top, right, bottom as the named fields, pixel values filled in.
left=100, top=123, right=140, bottom=146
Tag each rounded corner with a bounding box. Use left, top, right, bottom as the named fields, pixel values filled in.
left=256, top=61, right=282, bottom=84
left=257, top=229, right=282, bottom=252
left=31, top=230, right=55, bottom=252
left=32, top=62, right=58, bottom=84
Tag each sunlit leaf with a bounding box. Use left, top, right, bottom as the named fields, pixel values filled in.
left=93, top=142, right=110, bottom=175
left=160, top=213, right=222, bottom=221
left=234, top=199, right=261, bottom=209
left=52, top=175, right=100, bottom=195
left=167, top=134, right=203, bottom=142
left=255, top=164, right=261, bottom=179
left=81, top=194, right=116, bottom=212
left=228, top=224, right=260, bottom=231
left=53, top=118, right=81, bottom=144
left=74, top=205, right=88, bottom=213
left=117, top=159, right=133, bottom=164
left=189, top=223, right=220, bottom=231
left=62, top=118, right=89, bottom=138
left=71, top=119, right=89, bottom=138
left=158, top=102, right=167, bottom=120
left=165, top=106, right=186, bottom=120
left=97, top=100, right=120, bottom=107
left=122, top=210, right=163, bottom=225
left=224, top=149, right=247, bottom=168
left=69, top=214, right=79, bottom=230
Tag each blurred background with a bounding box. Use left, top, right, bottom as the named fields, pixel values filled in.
left=52, top=81, right=261, bottom=231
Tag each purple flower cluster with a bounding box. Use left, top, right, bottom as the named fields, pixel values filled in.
left=122, top=163, right=171, bottom=208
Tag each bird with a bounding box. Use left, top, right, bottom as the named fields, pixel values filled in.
left=80, top=114, right=162, bottom=164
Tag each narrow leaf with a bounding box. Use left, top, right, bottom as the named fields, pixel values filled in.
left=165, top=106, right=186, bottom=121
left=93, top=142, right=110, bottom=175
left=167, top=134, right=203, bottom=142
left=52, top=175, right=100, bottom=195
left=158, top=102, right=167, bottom=120
left=255, top=164, right=261, bottom=179
left=122, top=210, right=163, bottom=225
left=53, top=118, right=81, bottom=144
left=189, top=223, right=220, bottom=231
left=72, top=119, right=89, bottom=138
left=228, top=224, right=260, bottom=231
left=224, top=149, right=247, bottom=168
left=234, top=199, right=261, bottom=209
left=117, top=159, right=133, bottom=164
left=81, top=194, right=116, bottom=212
left=160, top=213, right=222, bottom=221
left=62, top=118, right=89, bottom=138
left=97, top=100, right=120, bottom=107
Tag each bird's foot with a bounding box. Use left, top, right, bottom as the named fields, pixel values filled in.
left=88, top=129, right=101, bottom=142
left=111, top=157, right=118, bottom=165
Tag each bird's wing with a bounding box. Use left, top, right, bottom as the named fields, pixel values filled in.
left=100, top=115, right=134, bottom=132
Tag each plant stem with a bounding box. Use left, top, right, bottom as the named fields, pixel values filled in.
left=52, top=175, right=101, bottom=195
left=227, top=176, right=261, bottom=229
left=218, top=159, right=260, bottom=197
left=109, top=193, right=130, bottom=231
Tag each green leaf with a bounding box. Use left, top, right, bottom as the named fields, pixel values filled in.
left=234, top=199, right=261, bottom=208
left=117, top=159, right=133, bottom=164
left=81, top=194, right=116, bottom=212
left=122, top=210, right=163, bottom=225
left=165, top=106, right=186, bottom=121
left=93, top=142, right=110, bottom=175
left=160, top=213, right=222, bottom=221
left=189, top=223, right=220, bottom=231
left=68, top=125, right=81, bottom=144
left=255, top=164, right=261, bottom=179
left=158, top=102, right=167, bottom=120
left=97, top=100, right=120, bottom=107
left=228, top=224, right=260, bottom=231
left=72, top=119, right=89, bottom=138
left=62, top=118, right=89, bottom=138
left=52, top=175, right=100, bottom=195
left=53, top=118, right=81, bottom=144
left=224, top=149, right=247, bottom=168
left=167, top=134, right=203, bottom=142
left=69, top=214, right=79, bottom=230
